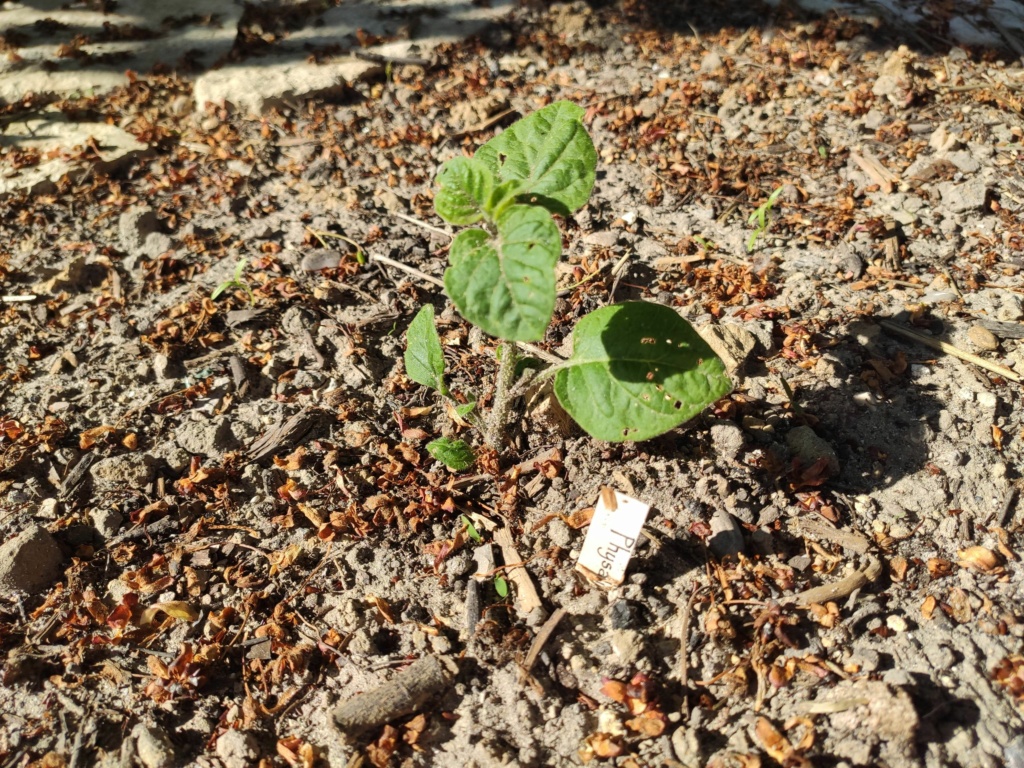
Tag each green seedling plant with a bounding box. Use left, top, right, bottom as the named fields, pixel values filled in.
left=211, top=258, right=255, bottom=305
left=746, top=185, right=784, bottom=253
left=405, top=101, right=732, bottom=469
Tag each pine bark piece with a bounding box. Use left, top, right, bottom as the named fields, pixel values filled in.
left=332, top=655, right=457, bottom=736
left=246, top=406, right=316, bottom=464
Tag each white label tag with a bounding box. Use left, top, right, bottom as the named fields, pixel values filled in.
left=575, top=487, right=651, bottom=588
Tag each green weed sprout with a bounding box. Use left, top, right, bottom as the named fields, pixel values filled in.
left=211, top=258, right=254, bottom=305
left=405, top=101, right=732, bottom=469
left=746, top=185, right=784, bottom=252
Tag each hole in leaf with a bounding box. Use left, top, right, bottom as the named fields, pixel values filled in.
left=674, top=401, right=682, bottom=409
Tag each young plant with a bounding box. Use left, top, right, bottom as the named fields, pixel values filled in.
left=211, top=258, right=254, bottom=305
left=405, top=101, right=732, bottom=466
left=746, top=185, right=784, bottom=253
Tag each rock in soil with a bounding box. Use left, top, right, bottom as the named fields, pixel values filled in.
left=0, top=525, right=63, bottom=596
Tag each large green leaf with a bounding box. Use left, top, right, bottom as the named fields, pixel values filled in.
left=475, top=101, right=597, bottom=216
left=434, top=156, right=494, bottom=225
left=404, top=305, right=448, bottom=396
left=444, top=205, right=560, bottom=342
left=553, top=302, right=732, bottom=442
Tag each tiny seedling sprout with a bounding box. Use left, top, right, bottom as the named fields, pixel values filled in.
left=747, top=185, right=784, bottom=253
left=211, top=258, right=254, bottom=305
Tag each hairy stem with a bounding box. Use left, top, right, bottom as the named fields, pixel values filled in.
left=485, top=343, right=520, bottom=450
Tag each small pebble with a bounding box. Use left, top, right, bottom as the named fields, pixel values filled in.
left=967, top=325, right=999, bottom=351
left=887, top=615, right=909, bottom=633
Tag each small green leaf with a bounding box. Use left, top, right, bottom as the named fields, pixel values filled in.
left=444, top=205, right=560, bottom=342
left=486, top=179, right=525, bottom=217
left=494, top=576, right=509, bottom=598
left=476, top=100, right=597, bottom=216
left=434, top=156, right=494, bottom=225
left=405, top=306, right=448, bottom=395
left=426, top=437, right=476, bottom=471
left=553, top=302, right=733, bottom=442
left=455, top=402, right=476, bottom=418
left=461, top=515, right=482, bottom=542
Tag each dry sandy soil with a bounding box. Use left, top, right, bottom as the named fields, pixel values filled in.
left=2, top=1, right=1024, bottom=767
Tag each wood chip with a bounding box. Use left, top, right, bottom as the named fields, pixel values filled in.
left=494, top=527, right=544, bottom=616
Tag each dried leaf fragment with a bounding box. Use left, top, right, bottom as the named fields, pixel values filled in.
left=957, top=546, right=1003, bottom=572
left=138, top=601, right=200, bottom=627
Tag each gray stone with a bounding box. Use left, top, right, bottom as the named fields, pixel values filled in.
left=36, top=499, right=59, bottom=520
left=609, top=629, right=643, bottom=665
left=0, top=114, right=149, bottom=196
left=301, top=250, right=345, bottom=272
left=0, top=525, right=63, bottom=596
left=967, top=325, right=1000, bottom=351
left=0, top=0, right=241, bottom=105
left=708, top=508, right=745, bottom=560
left=90, top=508, right=124, bottom=539
left=609, top=600, right=641, bottom=630
left=215, top=729, right=259, bottom=768
left=582, top=230, right=620, bottom=248
left=176, top=416, right=240, bottom=457
left=697, top=323, right=756, bottom=375
left=90, top=454, right=156, bottom=492
left=194, top=1, right=513, bottom=115
left=132, top=723, right=175, bottom=768
left=786, top=426, right=840, bottom=476
left=709, top=422, right=745, bottom=463
left=940, top=177, right=989, bottom=213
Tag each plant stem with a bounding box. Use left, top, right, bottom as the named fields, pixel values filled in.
left=486, top=343, right=520, bottom=450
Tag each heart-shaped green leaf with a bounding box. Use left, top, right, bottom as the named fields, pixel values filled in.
left=444, top=205, right=560, bottom=342
left=476, top=100, right=597, bottom=216
left=404, top=305, right=448, bottom=396
left=434, top=156, right=495, bottom=225
left=554, top=302, right=732, bottom=442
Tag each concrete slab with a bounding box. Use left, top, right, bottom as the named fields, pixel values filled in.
left=0, top=112, right=149, bottom=195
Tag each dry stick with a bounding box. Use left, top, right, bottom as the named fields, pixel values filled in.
left=520, top=607, right=567, bottom=680
left=494, top=527, right=544, bottom=615
left=372, top=253, right=444, bottom=288
left=879, top=319, right=1022, bottom=382
left=332, top=655, right=458, bottom=736
left=781, top=555, right=883, bottom=608
left=391, top=211, right=452, bottom=238
left=679, top=583, right=702, bottom=718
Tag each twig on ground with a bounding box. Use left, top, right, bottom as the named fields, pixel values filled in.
left=679, top=583, right=702, bottom=718
left=879, top=319, right=1022, bottom=382
left=520, top=607, right=567, bottom=681
left=494, top=527, right=544, bottom=616
left=371, top=253, right=444, bottom=288
left=391, top=211, right=452, bottom=238
left=782, top=555, right=883, bottom=607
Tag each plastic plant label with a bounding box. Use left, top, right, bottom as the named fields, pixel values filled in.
left=575, top=487, right=651, bottom=588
